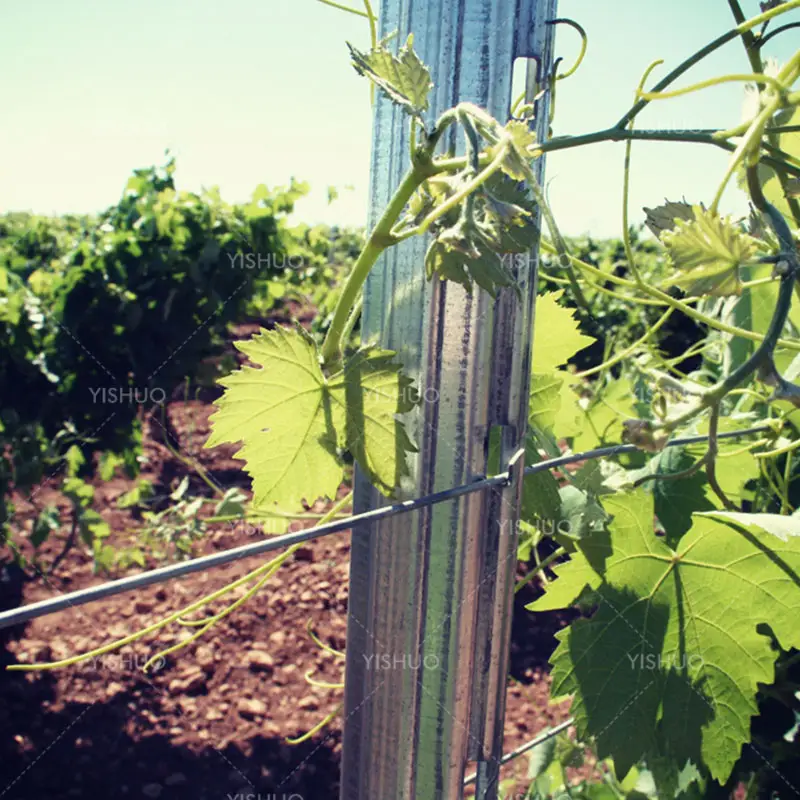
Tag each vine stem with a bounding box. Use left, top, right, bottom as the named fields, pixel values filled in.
left=615, top=0, right=800, bottom=128
left=319, top=165, right=431, bottom=366
left=726, top=0, right=763, bottom=74
left=341, top=294, right=364, bottom=344
left=394, top=141, right=511, bottom=241
left=315, top=0, right=370, bottom=18
left=6, top=556, right=285, bottom=671
left=362, top=0, right=376, bottom=43
left=534, top=128, right=800, bottom=177
left=286, top=705, right=343, bottom=745
left=780, top=447, right=793, bottom=515
left=622, top=59, right=665, bottom=287
left=757, top=22, right=800, bottom=50
left=738, top=0, right=800, bottom=229
left=542, top=270, right=666, bottom=306
left=755, top=437, right=800, bottom=460
left=705, top=403, right=737, bottom=511
left=515, top=547, right=566, bottom=594
left=637, top=72, right=787, bottom=102
left=318, top=99, right=469, bottom=367
left=527, top=174, right=591, bottom=311
left=548, top=18, right=588, bottom=80
left=659, top=262, right=796, bottom=435
left=711, top=95, right=782, bottom=213
left=432, top=127, right=800, bottom=177
left=362, top=0, right=377, bottom=105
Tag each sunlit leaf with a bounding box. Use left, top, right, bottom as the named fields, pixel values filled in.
left=207, top=327, right=417, bottom=509
left=530, top=490, right=800, bottom=783
left=573, top=377, right=637, bottom=452
left=533, top=291, right=596, bottom=373
left=529, top=373, right=563, bottom=432
left=64, top=445, right=86, bottom=477
left=660, top=207, right=758, bottom=297
left=490, top=120, right=538, bottom=182
left=697, top=510, right=800, bottom=541
left=348, top=33, right=432, bottom=117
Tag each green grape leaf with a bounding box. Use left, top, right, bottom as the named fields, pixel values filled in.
left=572, top=460, right=617, bottom=496
left=63, top=477, right=95, bottom=506
left=31, top=506, right=60, bottom=549
left=98, top=452, right=125, bottom=481
left=696, top=510, right=800, bottom=542
left=516, top=521, right=537, bottom=561
left=93, top=543, right=116, bottom=572
left=529, top=373, right=584, bottom=438
left=553, top=375, right=584, bottom=439
left=627, top=447, right=714, bottom=545
left=529, top=373, right=563, bottom=432
left=476, top=174, right=540, bottom=254
left=117, top=480, right=154, bottom=509
left=78, top=509, right=110, bottom=547
left=661, top=207, right=758, bottom=297
left=401, top=176, right=457, bottom=229
left=489, top=120, right=538, bottom=182
left=530, top=759, right=568, bottom=799
left=207, top=327, right=344, bottom=508
left=642, top=199, right=695, bottom=238
left=207, top=327, right=417, bottom=509
left=723, top=264, right=800, bottom=376
left=64, top=445, right=86, bottom=477
left=686, top=417, right=761, bottom=507
left=348, top=33, right=432, bottom=117
left=171, top=475, right=190, bottom=501
left=558, top=485, right=607, bottom=540
left=573, top=377, right=637, bottom=452
left=331, top=346, right=419, bottom=494
left=531, top=490, right=800, bottom=784
left=214, top=488, right=248, bottom=519
left=528, top=290, right=594, bottom=438
left=533, top=291, right=596, bottom=373
left=526, top=735, right=557, bottom=780
left=403, top=185, right=436, bottom=228
left=424, top=236, right=516, bottom=298
left=520, top=435, right=562, bottom=527
left=526, top=522, right=607, bottom=612
left=701, top=445, right=758, bottom=508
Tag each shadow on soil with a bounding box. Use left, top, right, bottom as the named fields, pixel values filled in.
left=0, top=552, right=572, bottom=799
left=0, top=639, right=339, bottom=800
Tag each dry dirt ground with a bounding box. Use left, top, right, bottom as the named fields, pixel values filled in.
left=0, top=317, right=587, bottom=800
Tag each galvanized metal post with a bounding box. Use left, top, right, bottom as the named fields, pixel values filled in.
left=340, top=2, right=557, bottom=799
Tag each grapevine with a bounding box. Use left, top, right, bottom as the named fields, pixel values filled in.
left=6, top=1, right=800, bottom=795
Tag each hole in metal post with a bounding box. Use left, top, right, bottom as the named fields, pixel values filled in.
left=510, top=56, right=542, bottom=120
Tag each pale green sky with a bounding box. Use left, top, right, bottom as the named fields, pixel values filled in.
left=1, top=1, right=798, bottom=236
